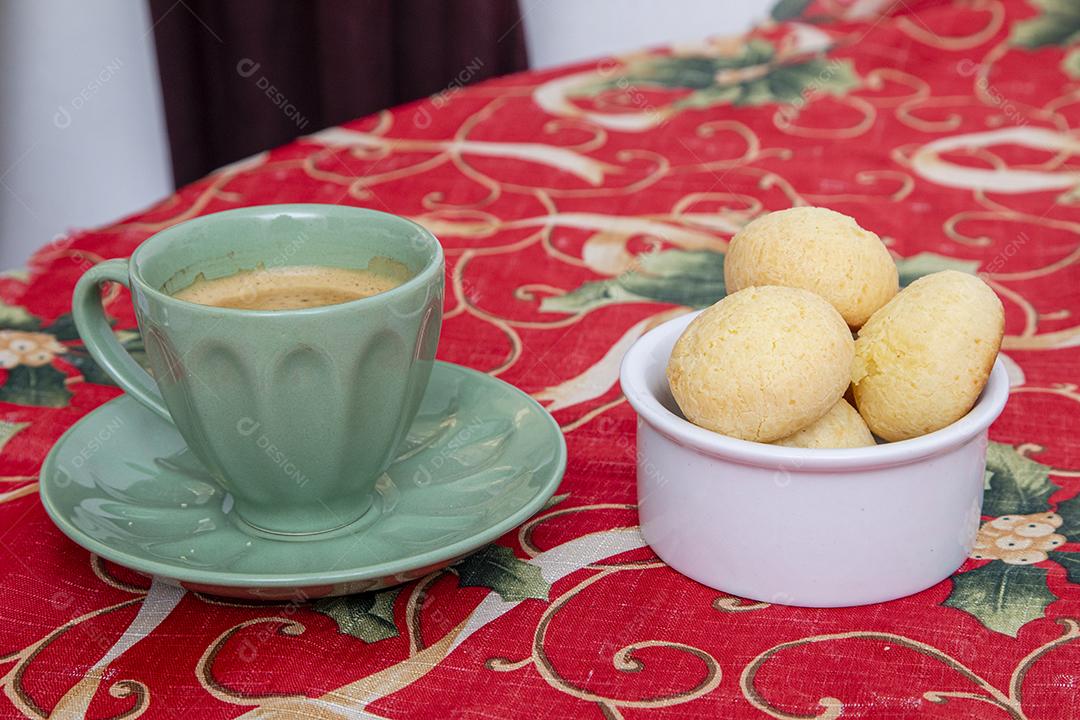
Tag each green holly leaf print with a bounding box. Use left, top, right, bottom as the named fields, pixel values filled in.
left=0, top=301, right=39, bottom=332
left=1011, top=0, right=1080, bottom=48
left=540, top=280, right=652, bottom=314
left=541, top=250, right=725, bottom=314
left=617, top=41, right=776, bottom=91
left=982, top=442, right=1056, bottom=517
left=579, top=41, right=858, bottom=112
left=944, top=561, right=1056, bottom=637
left=0, top=420, right=29, bottom=453
left=620, top=249, right=726, bottom=303
left=771, top=0, right=814, bottom=21
left=313, top=588, right=402, bottom=643
left=45, top=313, right=82, bottom=342
left=1049, top=551, right=1080, bottom=584
left=772, top=58, right=859, bottom=105
left=0, top=365, right=72, bottom=408
left=675, top=84, right=746, bottom=110
left=1055, top=493, right=1080, bottom=542
left=895, top=252, right=980, bottom=287
left=61, top=327, right=147, bottom=386
left=64, top=351, right=117, bottom=386
left=453, top=544, right=550, bottom=602
left=676, top=57, right=859, bottom=110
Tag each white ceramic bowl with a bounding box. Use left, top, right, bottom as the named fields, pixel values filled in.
left=620, top=311, right=1010, bottom=607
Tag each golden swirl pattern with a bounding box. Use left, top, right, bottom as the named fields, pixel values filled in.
left=740, top=620, right=1080, bottom=720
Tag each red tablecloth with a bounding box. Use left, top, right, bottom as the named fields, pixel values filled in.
left=3, top=1, right=1080, bottom=717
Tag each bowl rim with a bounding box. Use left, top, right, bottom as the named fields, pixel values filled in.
left=619, top=309, right=1010, bottom=471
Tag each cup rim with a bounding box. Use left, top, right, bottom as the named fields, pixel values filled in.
left=620, top=309, right=1010, bottom=471
left=127, top=204, right=444, bottom=316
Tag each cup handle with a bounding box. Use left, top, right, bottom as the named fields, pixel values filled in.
left=72, top=259, right=172, bottom=422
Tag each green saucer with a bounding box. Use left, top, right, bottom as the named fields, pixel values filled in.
left=40, top=361, right=566, bottom=600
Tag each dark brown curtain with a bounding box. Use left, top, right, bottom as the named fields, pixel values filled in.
left=148, top=0, right=529, bottom=186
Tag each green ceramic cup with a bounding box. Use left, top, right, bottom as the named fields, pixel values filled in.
left=72, top=204, right=444, bottom=536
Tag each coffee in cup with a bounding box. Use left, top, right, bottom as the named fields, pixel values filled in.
left=172, top=259, right=413, bottom=311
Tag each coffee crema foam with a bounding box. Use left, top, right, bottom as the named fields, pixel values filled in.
left=173, top=260, right=412, bottom=311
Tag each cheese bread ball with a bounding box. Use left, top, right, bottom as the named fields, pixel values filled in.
left=724, top=207, right=898, bottom=328
left=852, top=270, right=1004, bottom=441
left=774, top=399, right=875, bottom=448
left=667, top=286, right=854, bottom=442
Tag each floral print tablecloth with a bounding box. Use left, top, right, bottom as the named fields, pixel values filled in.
left=2, top=0, right=1080, bottom=717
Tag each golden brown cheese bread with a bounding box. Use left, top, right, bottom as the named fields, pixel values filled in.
left=774, top=398, right=875, bottom=448
left=724, top=206, right=898, bottom=328
left=851, top=270, right=1004, bottom=441
left=667, top=286, right=854, bottom=442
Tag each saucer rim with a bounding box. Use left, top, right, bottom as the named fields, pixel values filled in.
left=39, top=360, right=567, bottom=589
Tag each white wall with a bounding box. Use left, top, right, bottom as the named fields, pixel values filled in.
left=520, top=0, right=775, bottom=70
left=0, top=0, right=173, bottom=270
